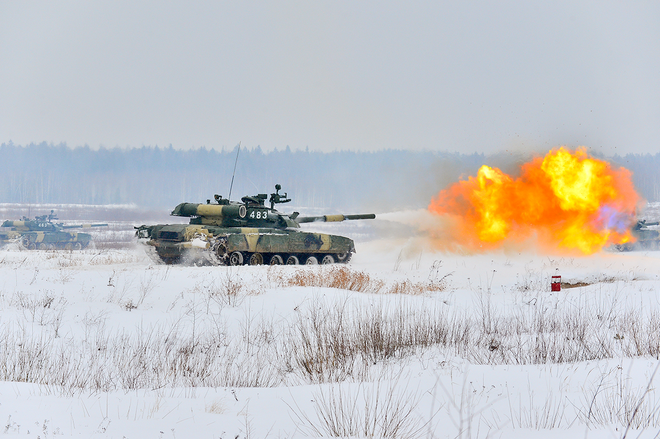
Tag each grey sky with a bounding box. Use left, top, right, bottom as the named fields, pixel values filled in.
left=1, top=1, right=658, bottom=155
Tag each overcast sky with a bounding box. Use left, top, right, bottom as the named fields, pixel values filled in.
left=1, top=1, right=658, bottom=155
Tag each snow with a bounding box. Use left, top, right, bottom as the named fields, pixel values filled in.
left=2, top=214, right=660, bottom=438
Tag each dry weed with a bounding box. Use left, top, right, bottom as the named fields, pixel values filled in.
left=270, top=266, right=447, bottom=296
left=206, top=400, right=226, bottom=414
left=290, top=381, right=426, bottom=439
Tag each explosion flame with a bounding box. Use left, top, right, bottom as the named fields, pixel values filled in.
left=428, top=147, right=641, bottom=254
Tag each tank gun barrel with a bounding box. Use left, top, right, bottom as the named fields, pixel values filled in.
left=60, top=223, right=108, bottom=229
left=296, top=213, right=376, bottom=224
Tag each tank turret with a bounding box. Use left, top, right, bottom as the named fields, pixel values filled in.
left=135, top=184, right=376, bottom=265
left=1, top=210, right=108, bottom=250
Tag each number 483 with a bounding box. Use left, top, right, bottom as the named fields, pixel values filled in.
left=249, top=210, right=268, bottom=219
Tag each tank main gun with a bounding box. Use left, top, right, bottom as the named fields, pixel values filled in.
left=60, top=223, right=109, bottom=229
left=296, top=214, right=376, bottom=223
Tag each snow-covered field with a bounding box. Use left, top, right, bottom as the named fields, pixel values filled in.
left=2, top=209, right=660, bottom=438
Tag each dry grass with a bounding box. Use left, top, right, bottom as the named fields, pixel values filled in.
left=203, top=270, right=263, bottom=308
left=205, top=400, right=226, bottom=414
left=269, top=265, right=449, bottom=296
left=289, top=380, right=427, bottom=439
left=4, top=286, right=660, bottom=393
left=270, top=266, right=380, bottom=293
left=0, top=320, right=281, bottom=393
left=288, top=299, right=452, bottom=383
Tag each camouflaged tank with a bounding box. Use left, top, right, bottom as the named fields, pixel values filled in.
left=135, top=185, right=375, bottom=265
left=1, top=211, right=108, bottom=250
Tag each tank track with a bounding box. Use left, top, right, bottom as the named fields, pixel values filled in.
left=147, top=242, right=352, bottom=266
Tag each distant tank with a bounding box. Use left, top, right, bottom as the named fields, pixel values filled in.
left=135, top=184, right=376, bottom=265
left=1, top=210, right=108, bottom=250
left=615, top=220, right=660, bottom=251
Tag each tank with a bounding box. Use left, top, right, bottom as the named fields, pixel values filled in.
left=615, top=220, right=660, bottom=251
left=1, top=210, right=108, bottom=250
left=135, top=184, right=376, bottom=265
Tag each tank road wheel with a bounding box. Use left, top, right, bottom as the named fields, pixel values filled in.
left=249, top=253, right=264, bottom=265
left=209, top=239, right=229, bottom=265
left=286, top=255, right=299, bottom=265
left=39, top=243, right=48, bottom=250
left=305, top=256, right=318, bottom=265
left=229, top=251, right=244, bottom=266
left=269, top=254, right=284, bottom=265
left=336, top=252, right=351, bottom=263
left=64, top=243, right=73, bottom=251
left=321, top=255, right=335, bottom=265
left=214, top=242, right=228, bottom=263
left=21, top=236, right=33, bottom=250
left=73, top=242, right=83, bottom=250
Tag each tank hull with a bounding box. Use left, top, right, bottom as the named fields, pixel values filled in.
left=138, top=224, right=355, bottom=265
left=18, top=231, right=92, bottom=250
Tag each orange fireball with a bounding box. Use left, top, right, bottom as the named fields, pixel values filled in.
left=428, top=147, right=640, bottom=254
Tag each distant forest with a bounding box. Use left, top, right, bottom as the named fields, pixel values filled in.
left=1, top=142, right=659, bottom=212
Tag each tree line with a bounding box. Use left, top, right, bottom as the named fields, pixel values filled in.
left=1, top=142, right=659, bottom=212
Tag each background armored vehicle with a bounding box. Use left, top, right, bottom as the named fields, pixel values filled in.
left=631, top=220, right=659, bottom=250
left=1, top=211, right=108, bottom=250
left=614, top=220, right=660, bottom=251
left=135, top=184, right=375, bottom=265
